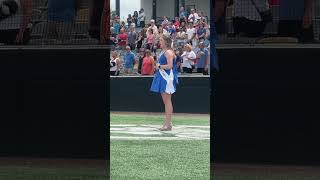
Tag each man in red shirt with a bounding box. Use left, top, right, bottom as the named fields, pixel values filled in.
left=117, top=28, right=128, bottom=50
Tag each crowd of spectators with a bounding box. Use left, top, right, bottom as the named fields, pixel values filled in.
left=110, top=6, right=210, bottom=76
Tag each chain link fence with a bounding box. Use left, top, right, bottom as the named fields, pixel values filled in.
left=0, top=0, right=108, bottom=46
left=215, top=0, right=320, bottom=44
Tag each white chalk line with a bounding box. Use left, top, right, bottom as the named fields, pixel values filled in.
left=111, top=124, right=210, bottom=140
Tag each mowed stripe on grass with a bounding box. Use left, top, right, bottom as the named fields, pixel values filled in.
left=111, top=113, right=210, bottom=180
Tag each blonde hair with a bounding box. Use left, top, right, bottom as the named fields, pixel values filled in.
left=145, top=49, right=152, bottom=56
left=184, top=44, right=193, bottom=51
left=161, top=33, right=173, bottom=49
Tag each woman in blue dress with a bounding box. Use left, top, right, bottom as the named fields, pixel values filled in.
left=150, top=33, right=179, bottom=131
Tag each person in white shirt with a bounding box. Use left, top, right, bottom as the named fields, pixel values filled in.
left=188, top=9, right=199, bottom=23
left=138, top=8, right=146, bottom=28
left=147, top=19, right=158, bottom=37
left=110, top=50, right=122, bottom=76
left=181, top=44, right=196, bottom=73
left=176, top=28, right=187, bottom=48
left=186, top=23, right=196, bottom=45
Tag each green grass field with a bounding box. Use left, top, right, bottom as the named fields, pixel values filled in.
left=111, top=113, right=210, bottom=180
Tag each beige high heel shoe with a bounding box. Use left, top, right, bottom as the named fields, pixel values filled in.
left=159, top=122, right=173, bottom=131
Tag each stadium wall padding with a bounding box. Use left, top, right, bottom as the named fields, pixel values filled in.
left=0, top=47, right=108, bottom=160
left=213, top=47, right=320, bottom=165
left=110, top=76, right=210, bottom=114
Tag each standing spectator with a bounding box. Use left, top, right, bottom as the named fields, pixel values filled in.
left=186, top=23, right=196, bottom=45
left=176, top=28, right=187, bottom=48
left=0, top=0, right=33, bottom=44
left=173, top=17, right=181, bottom=29
left=110, top=51, right=121, bottom=76
left=181, top=44, right=196, bottom=73
left=198, top=12, right=207, bottom=23
left=215, top=0, right=227, bottom=34
left=88, top=0, right=104, bottom=41
left=132, top=11, right=138, bottom=26
left=196, top=23, right=206, bottom=42
left=138, top=8, right=146, bottom=28
left=146, top=28, right=155, bottom=50
left=113, top=17, right=121, bottom=35
left=142, top=49, right=155, bottom=75
left=180, top=21, right=186, bottom=31
left=232, top=0, right=270, bottom=37
left=175, top=49, right=183, bottom=73
left=138, top=48, right=146, bottom=74
left=123, top=46, right=136, bottom=74
left=136, top=30, right=144, bottom=53
left=167, top=22, right=176, bottom=36
left=278, top=0, right=315, bottom=42
left=188, top=9, right=199, bottom=23
left=46, top=0, right=80, bottom=43
left=194, top=42, right=209, bottom=75
left=128, top=25, right=137, bottom=51
left=147, top=19, right=158, bottom=36
left=109, top=27, right=117, bottom=45
left=179, top=6, right=188, bottom=22
left=161, top=16, right=169, bottom=27
left=117, top=28, right=128, bottom=50
left=127, top=14, right=132, bottom=27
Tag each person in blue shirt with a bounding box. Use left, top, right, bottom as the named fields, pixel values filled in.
left=195, top=42, right=209, bottom=75
left=123, top=46, right=136, bottom=74
left=197, top=23, right=206, bottom=42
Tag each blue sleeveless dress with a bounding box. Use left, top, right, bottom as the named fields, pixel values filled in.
left=150, top=51, right=179, bottom=94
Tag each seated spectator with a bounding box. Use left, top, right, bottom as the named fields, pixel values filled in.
left=194, top=42, right=209, bottom=75
left=181, top=44, right=196, bottom=73
left=0, top=0, right=32, bottom=44
left=278, top=0, right=315, bottom=43
left=123, top=46, right=136, bottom=74
left=138, top=48, right=145, bottom=74
left=110, top=51, right=121, bottom=76
left=232, top=0, right=270, bottom=37
left=141, top=49, right=155, bottom=75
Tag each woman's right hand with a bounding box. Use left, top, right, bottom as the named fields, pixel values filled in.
left=155, top=63, right=160, bottom=70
